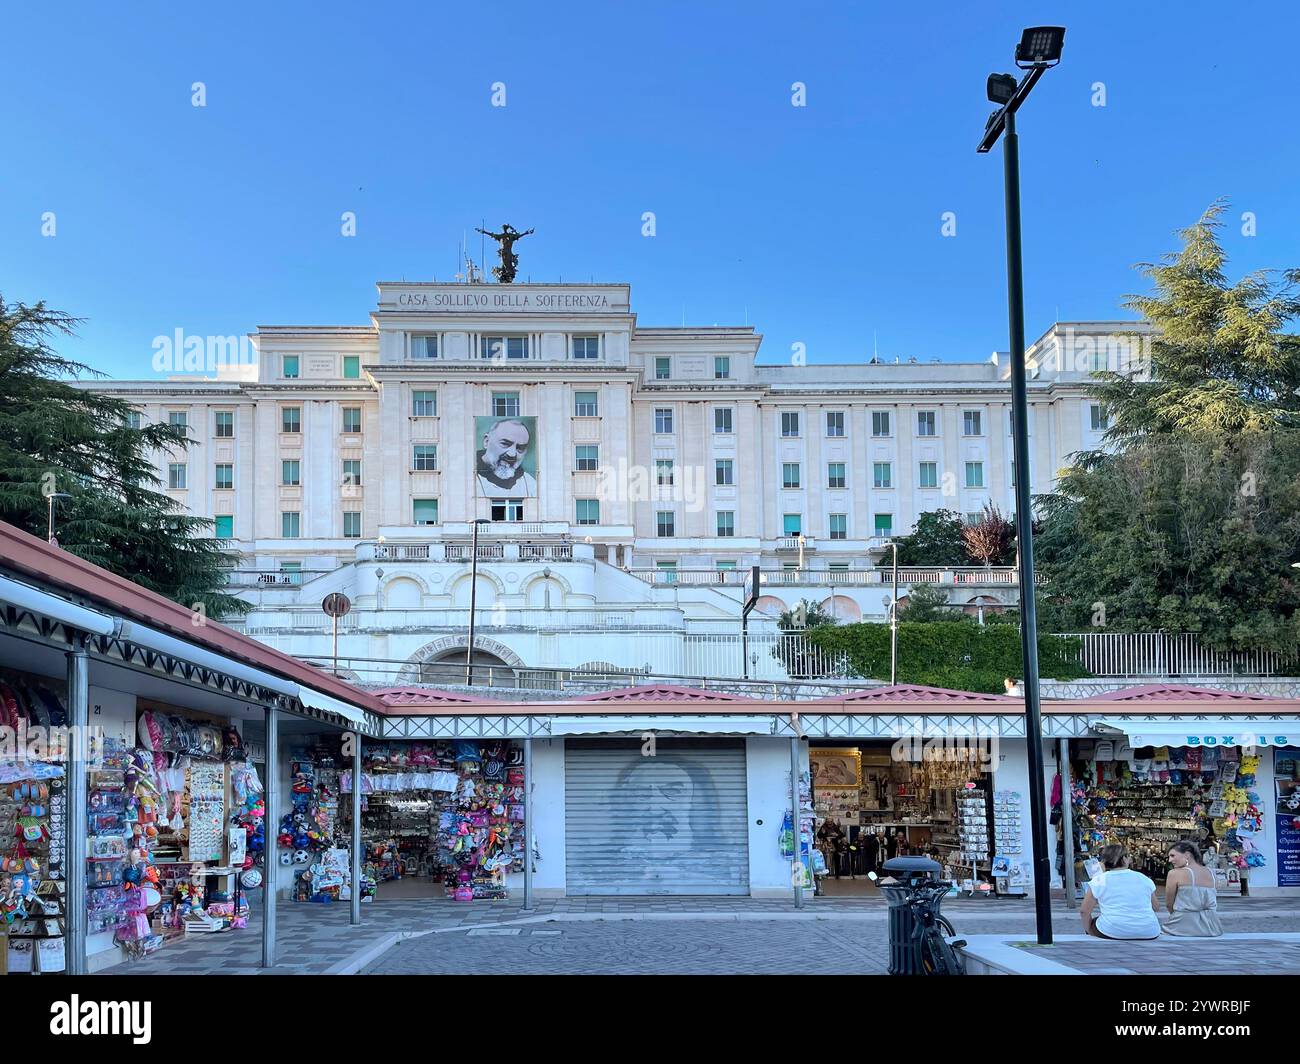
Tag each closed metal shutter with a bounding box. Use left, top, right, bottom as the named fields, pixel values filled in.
left=564, top=739, right=750, bottom=896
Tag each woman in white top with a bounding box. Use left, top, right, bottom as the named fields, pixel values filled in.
left=1080, top=844, right=1161, bottom=940
left=1162, top=839, right=1223, bottom=937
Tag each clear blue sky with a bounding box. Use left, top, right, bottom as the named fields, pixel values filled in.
left=3, top=1, right=1296, bottom=378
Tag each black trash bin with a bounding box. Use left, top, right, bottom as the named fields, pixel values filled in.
left=878, top=856, right=943, bottom=975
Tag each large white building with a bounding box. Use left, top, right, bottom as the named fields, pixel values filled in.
left=92, top=280, right=1148, bottom=685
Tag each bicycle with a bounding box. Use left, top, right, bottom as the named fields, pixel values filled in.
left=906, top=881, right=967, bottom=975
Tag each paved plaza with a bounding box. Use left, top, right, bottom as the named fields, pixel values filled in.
left=94, top=891, right=1300, bottom=976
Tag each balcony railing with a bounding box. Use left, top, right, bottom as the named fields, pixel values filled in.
left=624, top=567, right=1023, bottom=588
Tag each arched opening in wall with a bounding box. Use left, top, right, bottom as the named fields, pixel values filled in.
left=418, top=648, right=518, bottom=689
left=384, top=577, right=423, bottom=610
left=820, top=596, right=862, bottom=623
left=525, top=575, right=564, bottom=608
left=962, top=594, right=1006, bottom=623
left=450, top=573, right=498, bottom=609
left=753, top=595, right=787, bottom=619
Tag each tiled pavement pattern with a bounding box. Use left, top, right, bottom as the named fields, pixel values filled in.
left=95, top=890, right=1300, bottom=976
left=365, top=920, right=892, bottom=975
left=1010, top=936, right=1300, bottom=975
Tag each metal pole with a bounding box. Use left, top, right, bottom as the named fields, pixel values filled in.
left=890, top=541, right=899, bottom=684
left=350, top=730, right=362, bottom=925
left=466, top=521, right=480, bottom=686
left=522, top=738, right=534, bottom=911
left=261, top=705, right=279, bottom=967
left=332, top=613, right=339, bottom=677
left=1003, top=108, right=1053, bottom=945
left=1059, top=739, right=1077, bottom=910
left=48, top=495, right=55, bottom=543
left=64, top=641, right=89, bottom=975
left=790, top=735, right=804, bottom=908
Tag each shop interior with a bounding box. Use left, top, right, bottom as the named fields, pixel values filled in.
left=809, top=741, right=1026, bottom=899
left=1063, top=739, right=1269, bottom=896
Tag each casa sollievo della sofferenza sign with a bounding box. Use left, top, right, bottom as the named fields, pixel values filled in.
left=382, top=285, right=627, bottom=312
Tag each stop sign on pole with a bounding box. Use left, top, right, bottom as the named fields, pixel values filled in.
left=322, top=593, right=352, bottom=618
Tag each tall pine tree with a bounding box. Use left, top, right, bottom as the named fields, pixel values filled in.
left=0, top=297, right=248, bottom=618
left=1036, top=204, right=1300, bottom=649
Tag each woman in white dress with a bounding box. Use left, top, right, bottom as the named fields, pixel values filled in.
left=1079, top=844, right=1161, bottom=940
left=1162, top=839, right=1223, bottom=937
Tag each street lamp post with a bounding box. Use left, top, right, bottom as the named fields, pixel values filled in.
left=890, top=540, right=899, bottom=684
left=465, top=518, right=492, bottom=686
left=977, top=25, right=1066, bottom=946
left=46, top=491, right=72, bottom=544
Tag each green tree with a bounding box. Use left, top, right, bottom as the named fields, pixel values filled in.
left=896, top=582, right=959, bottom=623
left=890, top=509, right=969, bottom=566
left=1035, top=204, right=1300, bottom=650
left=0, top=298, right=248, bottom=618
left=773, top=599, right=837, bottom=678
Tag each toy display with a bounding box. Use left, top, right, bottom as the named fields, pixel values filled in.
left=1072, top=743, right=1268, bottom=882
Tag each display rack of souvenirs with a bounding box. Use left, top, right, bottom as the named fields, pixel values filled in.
left=1072, top=745, right=1268, bottom=882
left=436, top=741, right=526, bottom=900
left=780, top=767, right=816, bottom=887
left=991, top=790, right=1027, bottom=895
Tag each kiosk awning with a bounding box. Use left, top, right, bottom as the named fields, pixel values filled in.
left=1095, top=718, right=1299, bottom=748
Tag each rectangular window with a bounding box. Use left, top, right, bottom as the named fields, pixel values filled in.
left=342, top=511, right=361, bottom=538
left=783, top=513, right=802, bottom=536
left=572, top=335, right=600, bottom=360
left=412, top=498, right=439, bottom=525
left=1090, top=404, right=1109, bottom=431
left=168, top=411, right=188, bottom=429
left=279, top=561, right=302, bottom=584
left=281, top=459, right=300, bottom=486
left=167, top=463, right=187, bottom=490
left=827, top=462, right=846, bottom=490
left=492, top=392, right=521, bottom=417
left=126, top=410, right=142, bottom=430
left=490, top=499, right=525, bottom=522
left=918, top=461, right=938, bottom=489
left=214, top=463, right=234, bottom=490
left=714, top=408, right=733, bottom=434
left=412, top=334, right=439, bottom=360
left=963, top=410, right=983, bottom=436
left=281, top=511, right=301, bottom=538
left=781, top=411, right=800, bottom=437
left=342, top=459, right=362, bottom=486
left=716, top=560, right=737, bottom=573
left=655, top=357, right=671, bottom=380
left=873, top=462, right=892, bottom=489
left=714, top=356, right=730, bottom=380
left=656, top=511, right=675, bottom=537
left=342, top=355, right=360, bottom=379
left=716, top=511, right=735, bottom=537
left=965, top=512, right=983, bottom=525
left=574, top=390, right=598, bottom=417
left=654, top=408, right=674, bottom=434
left=917, top=410, right=936, bottom=436
left=965, top=461, right=984, bottom=488
left=342, top=407, right=362, bottom=433
left=282, top=355, right=299, bottom=379
left=782, top=462, right=801, bottom=489
left=656, top=561, right=678, bottom=585
left=412, top=390, right=438, bottom=417
left=656, top=460, right=675, bottom=486
left=214, top=515, right=233, bottom=540
left=871, top=411, right=891, bottom=437
left=715, top=458, right=734, bottom=486
left=412, top=444, right=438, bottom=471
left=575, top=498, right=600, bottom=525
left=480, top=335, right=529, bottom=360
left=214, top=411, right=234, bottom=438
left=829, top=514, right=848, bottom=540
left=873, top=513, right=893, bottom=537
left=281, top=407, right=301, bottom=433
left=575, top=445, right=599, bottom=471
left=825, top=411, right=845, bottom=437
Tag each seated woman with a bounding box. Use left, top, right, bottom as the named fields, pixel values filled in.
left=1079, top=844, right=1161, bottom=940
left=1162, top=840, right=1223, bottom=937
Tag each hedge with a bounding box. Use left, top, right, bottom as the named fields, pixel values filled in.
left=803, top=622, right=1088, bottom=693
